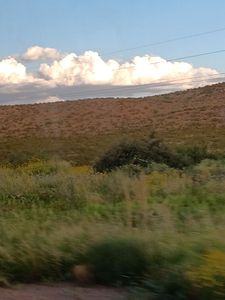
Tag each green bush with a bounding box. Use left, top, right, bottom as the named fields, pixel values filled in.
left=139, top=135, right=184, bottom=169
left=93, top=142, right=144, bottom=172
left=94, top=134, right=217, bottom=173
left=93, top=133, right=185, bottom=172
left=175, top=145, right=215, bottom=167
left=85, top=238, right=149, bottom=285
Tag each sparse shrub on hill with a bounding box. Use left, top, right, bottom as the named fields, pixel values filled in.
left=94, top=133, right=217, bottom=173
left=93, top=141, right=145, bottom=173
left=93, top=133, right=186, bottom=172
left=140, top=133, right=185, bottom=169
left=94, top=133, right=162, bottom=172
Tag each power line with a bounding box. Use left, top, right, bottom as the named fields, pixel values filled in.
left=102, top=26, right=225, bottom=56
left=108, top=48, right=225, bottom=72
left=57, top=72, right=225, bottom=99
left=167, top=49, right=225, bottom=63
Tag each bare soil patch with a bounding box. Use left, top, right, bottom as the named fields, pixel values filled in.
left=0, top=283, right=127, bottom=300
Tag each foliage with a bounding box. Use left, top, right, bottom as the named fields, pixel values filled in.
left=0, top=159, right=224, bottom=291
left=93, top=141, right=144, bottom=172
left=93, top=133, right=217, bottom=173
left=93, top=133, right=183, bottom=172
left=18, top=159, right=71, bottom=176
left=187, top=250, right=225, bottom=299
left=85, top=238, right=149, bottom=285
left=175, top=145, right=215, bottom=167
left=130, top=270, right=190, bottom=300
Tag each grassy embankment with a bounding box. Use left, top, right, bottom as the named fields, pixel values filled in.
left=0, top=159, right=225, bottom=299
left=1, top=126, right=225, bottom=165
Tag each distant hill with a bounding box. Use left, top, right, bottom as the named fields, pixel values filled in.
left=0, top=82, right=225, bottom=164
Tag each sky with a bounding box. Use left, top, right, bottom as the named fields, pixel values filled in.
left=0, top=0, right=225, bottom=104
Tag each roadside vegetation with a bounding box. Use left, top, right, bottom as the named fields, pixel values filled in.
left=0, top=137, right=225, bottom=299
left=93, top=132, right=216, bottom=172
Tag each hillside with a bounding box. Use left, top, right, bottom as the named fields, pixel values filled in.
left=0, top=82, right=225, bottom=164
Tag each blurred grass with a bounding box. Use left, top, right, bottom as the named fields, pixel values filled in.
left=0, top=159, right=225, bottom=298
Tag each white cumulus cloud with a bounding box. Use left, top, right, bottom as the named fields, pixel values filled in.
left=23, top=46, right=61, bottom=61
left=39, top=51, right=118, bottom=85
left=39, top=51, right=218, bottom=87
left=0, top=46, right=222, bottom=104
left=0, top=57, right=31, bottom=84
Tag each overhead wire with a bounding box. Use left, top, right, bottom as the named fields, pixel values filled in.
left=55, top=72, right=225, bottom=99
left=103, top=48, right=225, bottom=72
left=102, top=26, right=225, bottom=55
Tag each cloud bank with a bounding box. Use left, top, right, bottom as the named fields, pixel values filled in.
left=0, top=46, right=221, bottom=104
left=39, top=51, right=217, bottom=86
left=22, top=46, right=61, bottom=61
left=0, top=57, right=31, bottom=84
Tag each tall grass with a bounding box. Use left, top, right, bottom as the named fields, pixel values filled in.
left=0, top=159, right=225, bottom=297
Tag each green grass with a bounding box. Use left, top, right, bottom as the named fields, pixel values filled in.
left=0, top=126, right=225, bottom=166
left=0, top=159, right=225, bottom=298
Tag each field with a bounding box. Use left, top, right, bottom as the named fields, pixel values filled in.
left=1, top=83, right=225, bottom=298
left=0, top=159, right=225, bottom=299
left=1, top=82, right=225, bottom=165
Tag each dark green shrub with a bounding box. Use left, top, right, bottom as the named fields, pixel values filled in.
left=141, top=143, right=183, bottom=169
left=93, top=142, right=145, bottom=172
left=85, top=238, right=149, bottom=285
left=94, top=133, right=184, bottom=172
left=175, top=145, right=216, bottom=167
left=94, top=132, right=217, bottom=173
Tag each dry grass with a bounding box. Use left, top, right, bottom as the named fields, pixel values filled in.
left=0, top=83, right=225, bottom=164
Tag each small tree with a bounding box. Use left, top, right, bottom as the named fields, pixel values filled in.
left=93, top=141, right=144, bottom=172
left=93, top=132, right=184, bottom=172
left=93, top=133, right=216, bottom=173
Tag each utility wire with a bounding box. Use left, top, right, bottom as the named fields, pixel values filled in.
left=58, top=72, right=225, bottom=99
left=102, top=26, right=225, bottom=55
left=167, top=49, right=225, bottom=63
left=107, top=48, right=225, bottom=72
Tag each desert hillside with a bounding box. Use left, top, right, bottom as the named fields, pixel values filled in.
left=0, top=83, right=225, bottom=164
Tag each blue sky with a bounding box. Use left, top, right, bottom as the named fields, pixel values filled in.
left=1, top=0, right=225, bottom=67
left=0, top=0, right=225, bottom=104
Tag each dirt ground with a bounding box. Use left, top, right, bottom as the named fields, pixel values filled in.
left=0, top=283, right=127, bottom=300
